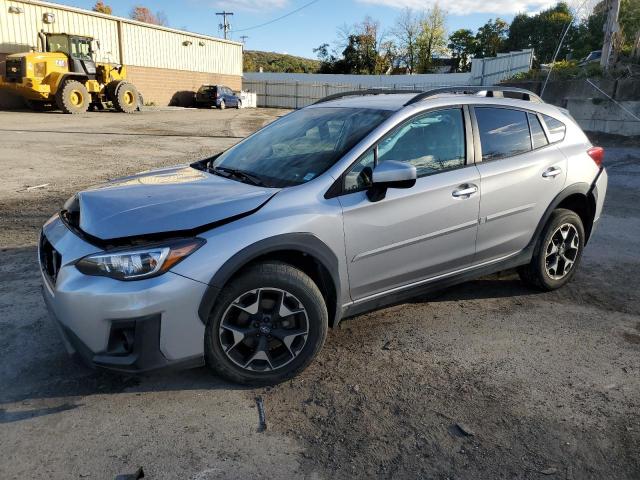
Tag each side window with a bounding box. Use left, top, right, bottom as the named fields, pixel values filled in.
left=377, top=108, right=466, bottom=177
left=344, top=148, right=375, bottom=193
left=528, top=113, right=549, bottom=149
left=475, top=107, right=532, bottom=161
left=542, top=114, right=566, bottom=143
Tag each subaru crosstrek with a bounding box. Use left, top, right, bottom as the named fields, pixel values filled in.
left=39, top=87, right=608, bottom=385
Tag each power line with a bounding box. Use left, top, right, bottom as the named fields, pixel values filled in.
left=230, top=0, right=321, bottom=33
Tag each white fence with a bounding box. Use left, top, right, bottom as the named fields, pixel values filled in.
left=243, top=49, right=533, bottom=108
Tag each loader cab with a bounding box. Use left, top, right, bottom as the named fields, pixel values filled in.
left=46, top=33, right=97, bottom=78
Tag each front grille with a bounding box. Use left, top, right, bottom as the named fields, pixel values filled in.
left=5, top=58, right=24, bottom=82
left=39, top=233, right=62, bottom=285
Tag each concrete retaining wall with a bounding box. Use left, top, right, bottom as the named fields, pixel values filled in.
left=503, top=78, right=640, bottom=136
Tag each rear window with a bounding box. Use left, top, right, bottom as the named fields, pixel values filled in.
left=199, top=86, right=216, bottom=93
left=542, top=114, right=566, bottom=143
left=475, top=107, right=532, bottom=161
left=528, top=113, right=549, bottom=149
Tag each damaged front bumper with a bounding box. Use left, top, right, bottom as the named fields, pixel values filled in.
left=39, top=214, right=208, bottom=373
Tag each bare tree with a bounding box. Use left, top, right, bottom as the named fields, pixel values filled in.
left=393, top=8, right=421, bottom=74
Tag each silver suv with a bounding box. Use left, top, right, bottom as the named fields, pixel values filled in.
left=40, top=87, right=608, bottom=385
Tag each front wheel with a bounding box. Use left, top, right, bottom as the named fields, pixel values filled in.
left=518, top=208, right=585, bottom=291
left=204, top=262, right=328, bottom=385
left=113, top=82, right=139, bottom=113
left=236, top=99, right=242, bottom=109
left=56, top=80, right=89, bottom=114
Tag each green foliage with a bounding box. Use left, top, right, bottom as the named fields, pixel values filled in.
left=474, top=18, right=509, bottom=58
left=568, top=11, right=605, bottom=61
left=243, top=50, right=320, bottom=73
left=448, top=29, right=476, bottom=72
left=416, top=4, right=448, bottom=73
left=620, top=0, right=640, bottom=49
left=508, top=4, right=566, bottom=62
left=504, top=60, right=603, bottom=81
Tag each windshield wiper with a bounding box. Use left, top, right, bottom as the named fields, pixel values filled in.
left=212, top=166, right=266, bottom=187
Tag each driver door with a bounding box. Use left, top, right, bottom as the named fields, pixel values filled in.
left=338, top=107, right=481, bottom=301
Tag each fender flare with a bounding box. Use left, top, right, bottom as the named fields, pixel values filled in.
left=48, top=72, right=88, bottom=93
left=197, top=233, right=342, bottom=326
left=525, top=182, right=592, bottom=253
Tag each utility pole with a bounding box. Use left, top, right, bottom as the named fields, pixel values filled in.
left=600, top=0, right=620, bottom=70
left=216, top=11, right=233, bottom=40
left=240, top=35, right=249, bottom=45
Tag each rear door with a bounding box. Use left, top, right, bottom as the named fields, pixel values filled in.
left=472, top=106, right=567, bottom=262
left=339, top=107, right=481, bottom=301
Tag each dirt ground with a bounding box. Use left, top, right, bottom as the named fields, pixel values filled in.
left=0, top=107, right=638, bottom=480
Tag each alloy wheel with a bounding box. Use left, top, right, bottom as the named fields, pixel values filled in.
left=219, top=288, right=309, bottom=372
left=545, top=223, right=580, bottom=280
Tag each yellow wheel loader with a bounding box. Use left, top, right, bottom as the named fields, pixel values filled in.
left=0, top=32, right=140, bottom=114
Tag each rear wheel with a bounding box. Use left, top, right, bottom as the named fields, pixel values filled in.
left=518, top=208, right=585, bottom=291
left=113, top=82, right=139, bottom=113
left=219, top=99, right=226, bottom=110
left=204, top=262, right=328, bottom=385
left=236, top=99, right=242, bottom=109
left=56, top=80, right=89, bottom=114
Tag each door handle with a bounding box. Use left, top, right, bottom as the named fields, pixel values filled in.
left=542, top=166, right=562, bottom=178
left=452, top=184, right=478, bottom=198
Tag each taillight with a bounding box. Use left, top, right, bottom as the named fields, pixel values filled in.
left=587, top=146, right=604, bottom=167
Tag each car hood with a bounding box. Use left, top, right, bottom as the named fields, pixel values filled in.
left=70, top=165, right=278, bottom=241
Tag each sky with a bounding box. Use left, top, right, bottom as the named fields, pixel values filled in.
left=55, top=0, right=562, bottom=58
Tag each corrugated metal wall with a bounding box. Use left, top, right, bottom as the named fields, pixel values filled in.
left=470, top=49, right=533, bottom=85
left=0, top=0, right=242, bottom=74
left=122, top=23, right=240, bottom=75
left=244, top=50, right=534, bottom=108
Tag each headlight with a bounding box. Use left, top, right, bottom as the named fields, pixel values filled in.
left=76, top=238, right=205, bottom=280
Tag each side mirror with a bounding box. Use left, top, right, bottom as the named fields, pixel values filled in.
left=367, top=160, right=417, bottom=202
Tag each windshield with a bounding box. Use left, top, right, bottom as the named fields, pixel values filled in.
left=47, top=34, right=70, bottom=55
left=212, top=107, right=392, bottom=187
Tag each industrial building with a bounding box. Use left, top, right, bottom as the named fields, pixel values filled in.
left=0, top=0, right=243, bottom=108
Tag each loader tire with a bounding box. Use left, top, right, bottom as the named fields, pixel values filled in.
left=113, top=82, right=139, bottom=113
left=56, top=80, right=89, bottom=114
left=105, top=80, right=123, bottom=103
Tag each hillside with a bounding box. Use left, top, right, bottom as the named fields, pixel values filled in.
left=243, top=50, right=320, bottom=73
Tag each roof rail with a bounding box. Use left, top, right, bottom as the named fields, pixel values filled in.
left=404, top=86, right=543, bottom=106
left=312, top=89, right=422, bottom=105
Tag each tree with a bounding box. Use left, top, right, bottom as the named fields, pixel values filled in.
left=620, top=0, right=640, bottom=51
left=448, top=29, right=475, bottom=72
left=506, top=3, right=572, bottom=64
left=475, top=18, right=509, bottom=58
left=130, top=6, right=168, bottom=26
left=92, top=1, right=112, bottom=14
left=416, top=3, right=448, bottom=73
left=393, top=8, right=421, bottom=73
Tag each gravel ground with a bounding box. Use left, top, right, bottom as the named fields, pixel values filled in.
left=0, top=108, right=638, bottom=479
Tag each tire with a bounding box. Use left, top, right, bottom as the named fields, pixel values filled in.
left=518, top=208, right=585, bottom=291
left=219, top=99, right=226, bottom=110
left=56, top=80, right=89, bottom=114
left=113, top=82, right=139, bottom=113
left=105, top=80, right=123, bottom=103
left=236, top=99, right=242, bottom=109
left=204, top=262, right=328, bottom=385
